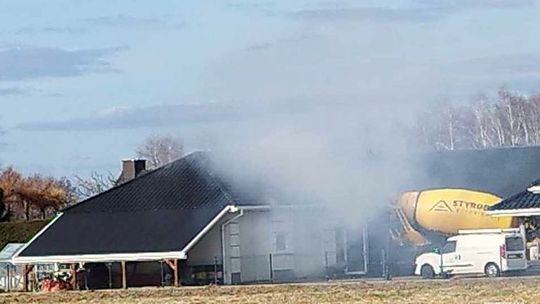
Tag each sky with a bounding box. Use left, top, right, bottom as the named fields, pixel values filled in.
left=2, top=0, right=540, bottom=178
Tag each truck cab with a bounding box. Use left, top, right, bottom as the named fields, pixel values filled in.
left=414, top=229, right=527, bottom=278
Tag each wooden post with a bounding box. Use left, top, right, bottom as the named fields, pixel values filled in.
left=22, top=264, right=28, bottom=292
left=173, top=259, right=179, bottom=287
left=121, top=261, right=127, bottom=289
left=70, top=264, right=78, bottom=290
left=6, top=264, right=10, bottom=292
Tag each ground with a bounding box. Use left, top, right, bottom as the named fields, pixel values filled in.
left=1, top=277, right=537, bottom=304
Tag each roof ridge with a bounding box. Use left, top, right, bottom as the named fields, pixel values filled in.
left=63, top=151, right=205, bottom=212
left=186, top=152, right=236, bottom=206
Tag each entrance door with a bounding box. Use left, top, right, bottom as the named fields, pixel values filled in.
left=345, top=226, right=368, bottom=275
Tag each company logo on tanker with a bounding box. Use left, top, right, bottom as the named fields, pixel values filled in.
left=429, top=200, right=453, bottom=212
left=429, top=199, right=492, bottom=213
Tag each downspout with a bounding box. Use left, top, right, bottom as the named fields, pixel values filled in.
left=221, top=207, right=244, bottom=285
left=518, top=217, right=526, bottom=240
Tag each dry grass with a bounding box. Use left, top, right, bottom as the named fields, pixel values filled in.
left=1, top=277, right=537, bottom=304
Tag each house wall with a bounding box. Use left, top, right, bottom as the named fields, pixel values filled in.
left=222, top=207, right=345, bottom=284
left=188, top=221, right=224, bottom=266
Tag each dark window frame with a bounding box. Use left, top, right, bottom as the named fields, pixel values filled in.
left=442, top=241, right=457, bottom=254
left=505, top=236, right=525, bottom=251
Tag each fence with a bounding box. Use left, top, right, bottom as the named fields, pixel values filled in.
left=226, top=252, right=351, bottom=284
left=0, top=264, right=22, bottom=291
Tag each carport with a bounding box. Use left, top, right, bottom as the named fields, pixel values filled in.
left=487, top=180, right=540, bottom=260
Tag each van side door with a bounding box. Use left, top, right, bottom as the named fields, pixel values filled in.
left=441, top=241, right=458, bottom=273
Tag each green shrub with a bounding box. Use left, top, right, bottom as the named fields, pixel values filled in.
left=0, top=220, right=48, bottom=249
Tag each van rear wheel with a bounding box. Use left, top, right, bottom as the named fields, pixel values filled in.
left=421, top=264, right=435, bottom=279
left=484, top=263, right=500, bottom=278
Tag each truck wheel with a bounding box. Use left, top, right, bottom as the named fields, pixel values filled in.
left=484, top=263, right=500, bottom=278
left=421, top=264, right=435, bottom=279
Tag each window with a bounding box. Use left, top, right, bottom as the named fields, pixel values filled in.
left=441, top=241, right=456, bottom=254
left=274, top=233, right=287, bottom=252
left=335, top=228, right=346, bottom=264
left=506, top=237, right=525, bottom=251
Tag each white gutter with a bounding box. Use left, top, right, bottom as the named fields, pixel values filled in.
left=237, top=205, right=271, bottom=211
left=487, top=208, right=540, bottom=217
left=181, top=205, right=238, bottom=254
left=221, top=207, right=245, bottom=285
left=13, top=251, right=186, bottom=265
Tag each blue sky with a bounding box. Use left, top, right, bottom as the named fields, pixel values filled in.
left=2, top=0, right=540, bottom=177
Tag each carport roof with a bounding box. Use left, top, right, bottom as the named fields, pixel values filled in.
left=13, top=151, right=260, bottom=263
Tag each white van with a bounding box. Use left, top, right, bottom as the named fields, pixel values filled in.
left=414, top=229, right=527, bottom=278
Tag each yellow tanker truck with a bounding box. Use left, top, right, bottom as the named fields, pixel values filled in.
left=392, top=188, right=516, bottom=246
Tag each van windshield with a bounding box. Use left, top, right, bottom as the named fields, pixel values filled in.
left=505, top=236, right=524, bottom=251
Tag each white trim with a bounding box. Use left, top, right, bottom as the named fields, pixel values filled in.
left=11, top=212, right=64, bottom=262
left=237, top=204, right=321, bottom=211
left=458, top=228, right=520, bottom=234
left=239, top=205, right=271, bottom=211
left=487, top=208, right=540, bottom=217
left=13, top=251, right=186, bottom=264
left=181, top=205, right=237, bottom=253
left=528, top=186, right=540, bottom=193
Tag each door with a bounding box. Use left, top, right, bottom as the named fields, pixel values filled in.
left=345, top=226, right=368, bottom=275
left=441, top=241, right=459, bottom=274
left=441, top=241, right=475, bottom=274
left=505, top=236, right=527, bottom=270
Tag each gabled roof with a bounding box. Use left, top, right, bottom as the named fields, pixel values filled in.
left=14, top=152, right=255, bottom=263
left=488, top=180, right=540, bottom=216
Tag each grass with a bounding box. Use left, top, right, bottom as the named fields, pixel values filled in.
left=0, top=277, right=537, bottom=304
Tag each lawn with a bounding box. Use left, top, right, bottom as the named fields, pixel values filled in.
left=0, top=277, right=535, bottom=304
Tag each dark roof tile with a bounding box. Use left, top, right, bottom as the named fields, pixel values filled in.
left=489, top=189, right=540, bottom=211
left=18, top=151, right=255, bottom=258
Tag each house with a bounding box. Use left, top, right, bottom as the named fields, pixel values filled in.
left=487, top=180, right=540, bottom=217
left=486, top=180, right=540, bottom=240
left=12, top=152, right=352, bottom=289
left=15, top=145, right=540, bottom=289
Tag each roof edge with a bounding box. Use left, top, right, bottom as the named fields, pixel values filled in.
left=487, top=208, right=540, bottom=217
left=182, top=205, right=236, bottom=253
left=12, top=212, right=64, bottom=261
left=13, top=251, right=187, bottom=264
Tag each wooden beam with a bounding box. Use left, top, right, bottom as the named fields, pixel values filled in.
left=70, top=264, right=77, bottom=290
left=22, top=264, right=34, bottom=292
left=22, top=264, right=28, bottom=292
left=173, top=259, right=179, bottom=287
left=121, top=261, right=127, bottom=289
left=163, top=259, right=176, bottom=271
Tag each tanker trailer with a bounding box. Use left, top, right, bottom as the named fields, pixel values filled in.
left=392, top=188, right=516, bottom=246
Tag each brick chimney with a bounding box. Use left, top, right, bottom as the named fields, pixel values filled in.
left=118, top=159, right=147, bottom=184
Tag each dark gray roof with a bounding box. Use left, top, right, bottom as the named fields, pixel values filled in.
left=407, top=146, right=540, bottom=197
left=488, top=190, right=540, bottom=211
left=18, top=152, right=257, bottom=257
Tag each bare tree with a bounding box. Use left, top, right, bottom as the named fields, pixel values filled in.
left=0, top=167, right=76, bottom=220
left=73, top=171, right=116, bottom=199
left=136, top=135, right=184, bottom=169
left=416, top=88, right=540, bottom=151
